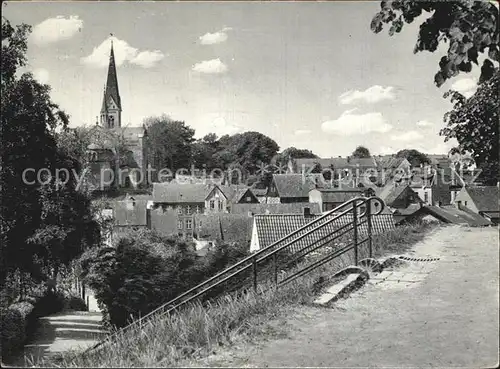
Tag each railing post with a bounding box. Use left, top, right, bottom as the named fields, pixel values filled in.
left=252, top=256, right=258, bottom=292
left=352, top=200, right=358, bottom=265
left=273, top=253, right=278, bottom=287
left=367, top=199, right=373, bottom=259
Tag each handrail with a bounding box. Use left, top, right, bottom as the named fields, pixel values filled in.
left=86, top=196, right=384, bottom=353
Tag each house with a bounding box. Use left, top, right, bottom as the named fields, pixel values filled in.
left=377, top=182, right=422, bottom=209
left=152, top=182, right=211, bottom=238
left=192, top=213, right=253, bottom=254
left=375, top=156, right=412, bottom=185
left=427, top=154, right=451, bottom=169
left=454, top=186, right=500, bottom=224
left=266, top=174, right=319, bottom=203
left=410, top=169, right=452, bottom=206
left=308, top=187, right=364, bottom=212
left=231, top=202, right=321, bottom=216
left=250, top=209, right=395, bottom=252
left=112, top=197, right=150, bottom=238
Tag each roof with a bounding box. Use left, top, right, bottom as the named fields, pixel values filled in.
left=375, top=156, right=408, bottom=169
left=152, top=182, right=211, bottom=203
left=231, top=202, right=321, bottom=215
left=311, top=188, right=363, bottom=203
left=102, top=43, right=121, bottom=111
left=393, top=203, right=422, bottom=216
left=113, top=200, right=148, bottom=226
left=465, top=186, right=499, bottom=212
left=292, top=157, right=378, bottom=171
left=254, top=212, right=395, bottom=252
left=251, top=188, right=268, bottom=197
left=272, top=174, right=316, bottom=198
left=427, top=154, right=450, bottom=168
left=423, top=205, right=491, bottom=226
left=378, top=183, right=412, bottom=207
left=194, top=214, right=253, bottom=243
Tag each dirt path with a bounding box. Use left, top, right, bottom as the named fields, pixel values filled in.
left=6, top=310, right=106, bottom=367
left=197, top=225, right=499, bottom=368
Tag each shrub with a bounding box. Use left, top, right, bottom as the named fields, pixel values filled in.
left=1, top=301, right=35, bottom=359
left=63, top=295, right=88, bottom=312
left=32, top=290, right=65, bottom=317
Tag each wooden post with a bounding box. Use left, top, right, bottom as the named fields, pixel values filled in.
left=367, top=199, right=373, bottom=259
left=252, top=256, right=258, bottom=292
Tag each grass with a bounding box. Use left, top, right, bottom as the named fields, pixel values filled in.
left=38, top=221, right=438, bottom=368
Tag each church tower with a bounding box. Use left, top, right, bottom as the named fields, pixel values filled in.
left=100, top=40, right=122, bottom=129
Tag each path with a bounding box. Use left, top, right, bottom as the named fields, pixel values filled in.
left=198, top=225, right=499, bottom=368
left=6, top=292, right=106, bottom=367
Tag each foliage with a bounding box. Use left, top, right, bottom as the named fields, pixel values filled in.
left=1, top=301, right=35, bottom=359
left=395, top=149, right=431, bottom=167
left=371, top=0, right=499, bottom=86
left=78, top=230, right=201, bottom=327
left=351, top=146, right=371, bottom=158
left=0, top=18, right=100, bottom=298
left=144, top=115, right=195, bottom=176
left=441, top=71, right=499, bottom=184
left=273, top=147, right=318, bottom=168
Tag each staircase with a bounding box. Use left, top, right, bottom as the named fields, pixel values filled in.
left=86, top=196, right=387, bottom=353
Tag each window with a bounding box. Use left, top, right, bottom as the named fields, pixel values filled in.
left=108, top=115, right=114, bottom=128
left=464, top=200, right=468, bottom=206
left=177, top=206, right=183, bottom=215
left=177, top=220, right=183, bottom=229
left=209, top=200, right=215, bottom=209
left=218, top=200, right=223, bottom=211
left=195, top=205, right=201, bottom=214
left=246, top=196, right=252, bottom=202
left=424, top=192, right=429, bottom=203
left=186, top=205, right=192, bottom=215
left=186, top=219, right=192, bottom=230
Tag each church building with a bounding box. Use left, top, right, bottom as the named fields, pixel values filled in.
left=85, top=41, right=149, bottom=191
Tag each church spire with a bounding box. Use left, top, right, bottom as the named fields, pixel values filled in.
left=104, top=39, right=121, bottom=110
left=100, top=37, right=122, bottom=129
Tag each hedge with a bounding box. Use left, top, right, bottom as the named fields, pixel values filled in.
left=0, top=301, right=35, bottom=359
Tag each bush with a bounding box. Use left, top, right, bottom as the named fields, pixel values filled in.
left=32, top=290, right=65, bottom=318
left=63, top=295, right=88, bottom=312
left=1, top=301, right=35, bottom=359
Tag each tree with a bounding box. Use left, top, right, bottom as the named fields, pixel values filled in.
left=144, top=114, right=195, bottom=176
left=191, top=133, right=220, bottom=172
left=273, top=147, right=318, bottom=168
left=396, top=149, right=431, bottom=167
left=441, top=71, right=499, bottom=184
left=371, top=0, right=499, bottom=86
left=216, top=132, right=280, bottom=174
left=352, top=146, right=371, bottom=158
left=1, top=18, right=99, bottom=291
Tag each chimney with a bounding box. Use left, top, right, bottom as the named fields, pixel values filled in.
left=304, top=207, right=311, bottom=217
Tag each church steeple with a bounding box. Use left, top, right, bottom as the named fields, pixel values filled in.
left=100, top=38, right=122, bottom=129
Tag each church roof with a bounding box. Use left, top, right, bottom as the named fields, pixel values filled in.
left=101, top=42, right=121, bottom=112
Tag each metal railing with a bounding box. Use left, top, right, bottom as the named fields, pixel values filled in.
left=86, top=196, right=385, bottom=353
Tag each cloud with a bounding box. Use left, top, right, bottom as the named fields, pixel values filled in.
left=451, top=77, right=477, bottom=98
left=81, top=36, right=164, bottom=68
left=207, top=117, right=242, bottom=136
left=131, top=50, right=165, bottom=68
left=390, top=130, right=424, bottom=142
left=32, top=68, right=49, bottom=84
left=339, top=85, right=395, bottom=105
left=192, top=58, right=228, bottom=74
left=321, top=110, right=393, bottom=136
left=199, top=27, right=232, bottom=45
left=30, top=16, right=83, bottom=46
left=416, top=120, right=434, bottom=127
left=294, top=129, right=311, bottom=136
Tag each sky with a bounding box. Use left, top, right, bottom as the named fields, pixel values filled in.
left=3, top=1, right=484, bottom=157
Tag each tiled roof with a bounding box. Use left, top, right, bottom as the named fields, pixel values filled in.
left=194, top=214, right=253, bottom=243
left=152, top=182, right=211, bottom=203
left=292, top=157, right=378, bottom=172
left=378, top=183, right=411, bottom=207
left=231, top=202, right=321, bottom=215
left=393, top=203, right=421, bottom=216
left=254, top=212, right=395, bottom=253
left=375, top=156, right=408, bottom=169
left=113, top=200, right=148, bottom=226
left=313, top=188, right=364, bottom=203
left=251, top=187, right=268, bottom=197
left=272, top=174, right=316, bottom=198
left=466, top=186, right=499, bottom=212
